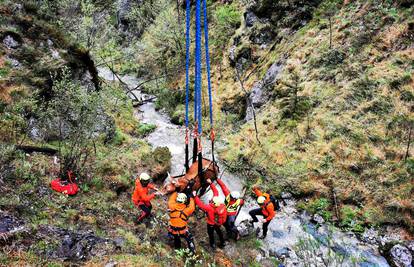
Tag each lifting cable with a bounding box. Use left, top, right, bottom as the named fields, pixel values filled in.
left=184, top=0, right=216, bottom=182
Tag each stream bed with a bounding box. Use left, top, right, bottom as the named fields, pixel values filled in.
left=98, top=68, right=400, bottom=267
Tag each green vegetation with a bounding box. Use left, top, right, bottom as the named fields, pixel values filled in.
left=1, top=0, right=414, bottom=265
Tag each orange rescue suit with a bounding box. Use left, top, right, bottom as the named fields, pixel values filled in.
left=168, top=192, right=195, bottom=234
left=253, top=188, right=276, bottom=222
left=132, top=179, right=156, bottom=206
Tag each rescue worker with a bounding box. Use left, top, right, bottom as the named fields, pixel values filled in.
left=168, top=191, right=196, bottom=253
left=216, top=179, right=244, bottom=240
left=131, top=172, right=160, bottom=223
left=249, top=187, right=276, bottom=239
left=193, top=181, right=227, bottom=249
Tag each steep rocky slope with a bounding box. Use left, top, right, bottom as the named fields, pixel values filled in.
left=1, top=0, right=413, bottom=266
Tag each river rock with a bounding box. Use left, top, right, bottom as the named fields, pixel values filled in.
left=3, top=35, right=20, bottom=49
left=237, top=219, right=254, bottom=237
left=5, top=56, right=21, bottom=68
left=270, top=246, right=290, bottom=258
left=407, top=241, right=414, bottom=253
left=281, top=192, right=293, bottom=199
left=244, top=11, right=259, bottom=27
left=312, top=214, right=325, bottom=225
left=362, top=228, right=379, bottom=245
left=390, top=245, right=413, bottom=267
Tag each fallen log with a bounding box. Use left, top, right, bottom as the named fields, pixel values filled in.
left=15, top=145, right=58, bottom=155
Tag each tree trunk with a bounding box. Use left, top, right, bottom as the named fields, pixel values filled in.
left=235, top=68, right=261, bottom=145
left=405, top=125, right=412, bottom=161
left=329, top=16, right=333, bottom=49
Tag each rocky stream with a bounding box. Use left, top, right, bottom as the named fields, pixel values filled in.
left=96, top=68, right=413, bottom=267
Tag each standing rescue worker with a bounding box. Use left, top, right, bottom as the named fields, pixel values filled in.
left=132, top=172, right=160, bottom=223
left=193, top=181, right=227, bottom=249
left=216, top=179, right=244, bottom=240
left=249, top=187, right=276, bottom=239
left=168, top=191, right=196, bottom=253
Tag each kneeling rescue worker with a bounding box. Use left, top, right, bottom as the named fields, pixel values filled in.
left=216, top=179, right=244, bottom=240
left=194, top=180, right=227, bottom=249
left=168, top=191, right=196, bottom=253
left=249, top=186, right=276, bottom=239
left=132, top=172, right=160, bottom=224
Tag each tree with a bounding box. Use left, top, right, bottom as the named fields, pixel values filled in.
left=387, top=114, right=414, bottom=161
left=278, top=66, right=312, bottom=121
left=40, top=68, right=103, bottom=180
left=319, top=0, right=341, bottom=49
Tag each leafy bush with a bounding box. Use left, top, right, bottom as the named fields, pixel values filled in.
left=39, top=68, right=104, bottom=180
left=313, top=48, right=346, bottom=69
left=340, top=205, right=364, bottom=232
left=135, top=123, right=156, bottom=137
left=215, top=4, right=241, bottom=28
left=306, top=198, right=333, bottom=221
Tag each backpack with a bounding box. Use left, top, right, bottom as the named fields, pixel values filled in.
left=268, top=195, right=281, bottom=211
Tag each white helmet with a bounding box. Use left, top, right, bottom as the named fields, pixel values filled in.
left=139, top=172, right=151, bottom=181
left=212, top=196, right=224, bottom=207
left=257, top=196, right=266, bottom=205
left=230, top=191, right=240, bottom=199
left=176, top=193, right=187, bottom=203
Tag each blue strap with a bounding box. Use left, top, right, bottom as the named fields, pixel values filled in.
left=185, top=0, right=190, bottom=128
left=203, top=0, right=213, bottom=127
left=195, top=0, right=202, bottom=135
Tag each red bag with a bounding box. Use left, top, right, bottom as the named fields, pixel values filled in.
left=50, top=171, right=79, bottom=196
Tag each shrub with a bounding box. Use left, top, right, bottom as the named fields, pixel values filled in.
left=340, top=205, right=365, bottom=232
left=135, top=123, right=156, bottom=137
left=306, top=198, right=333, bottom=221
left=348, top=76, right=378, bottom=104
left=313, top=48, right=346, bottom=69
left=389, top=72, right=412, bottom=90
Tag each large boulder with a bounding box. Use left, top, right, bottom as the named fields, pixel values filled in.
left=389, top=245, right=413, bottom=267
left=245, top=62, right=283, bottom=121
left=2, top=33, right=21, bottom=49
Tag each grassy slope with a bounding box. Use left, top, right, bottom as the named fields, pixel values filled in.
left=215, top=1, right=413, bottom=232
left=0, top=3, right=264, bottom=266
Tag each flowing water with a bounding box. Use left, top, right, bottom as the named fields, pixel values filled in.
left=98, top=68, right=390, bottom=267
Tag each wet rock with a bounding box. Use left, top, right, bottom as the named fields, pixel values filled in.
left=246, top=62, right=283, bottom=121
left=37, top=225, right=114, bottom=261
left=281, top=192, right=293, bottom=199
left=312, top=214, right=325, bottom=225
left=244, top=11, right=259, bottom=27
left=2, top=35, right=21, bottom=49
left=390, top=245, right=412, bottom=267
left=229, top=44, right=252, bottom=69
left=270, top=247, right=290, bottom=258
left=5, top=56, right=21, bottom=68
left=407, top=241, right=414, bottom=253
left=237, top=219, right=254, bottom=237
left=362, top=228, right=379, bottom=245
left=249, top=24, right=276, bottom=45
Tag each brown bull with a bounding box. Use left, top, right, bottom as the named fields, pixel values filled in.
left=162, top=158, right=219, bottom=194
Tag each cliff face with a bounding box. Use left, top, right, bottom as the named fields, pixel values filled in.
left=1, top=0, right=413, bottom=266
left=215, top=1, right=414, bottom=232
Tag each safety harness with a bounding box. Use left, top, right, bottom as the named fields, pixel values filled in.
left=170, top=209, right=190, bottom=222
left=225, top=195, right=242, bottom=213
